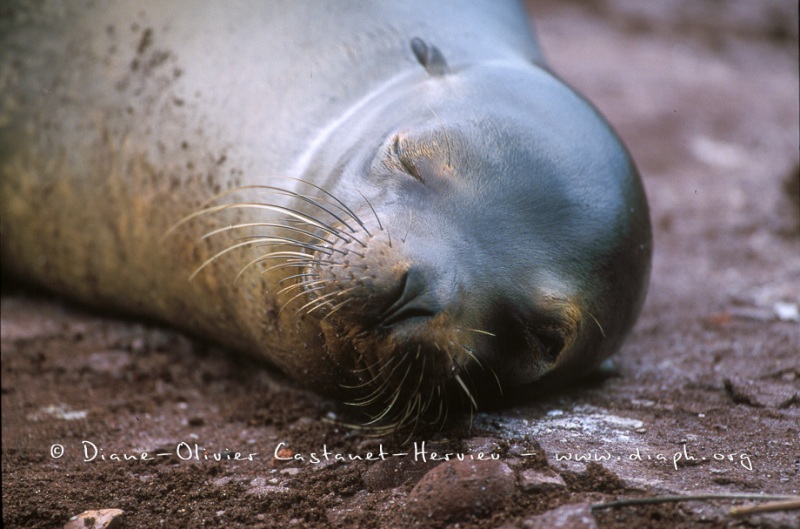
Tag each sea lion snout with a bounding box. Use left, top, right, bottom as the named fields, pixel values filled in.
left=377, top=267, right=443, bottom=329
left=303, top=195, right=584, bottom=427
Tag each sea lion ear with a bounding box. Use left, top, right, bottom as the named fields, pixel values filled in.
left=410, top=37, right=449, bottom=76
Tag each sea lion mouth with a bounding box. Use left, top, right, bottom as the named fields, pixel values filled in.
left=319, top=311, right=487, bottom=433
left=312, top=258, right=486, bottom=432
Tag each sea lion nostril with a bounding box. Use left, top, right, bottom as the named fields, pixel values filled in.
left=379, top=267, right=439, bottom=327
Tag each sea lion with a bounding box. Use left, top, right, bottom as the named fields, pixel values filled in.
left=0, top=0, right=652, bottom=430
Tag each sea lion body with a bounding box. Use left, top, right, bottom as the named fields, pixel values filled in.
left=1, top=1, right=651, bottom=428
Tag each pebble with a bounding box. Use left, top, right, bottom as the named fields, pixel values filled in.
left=724, top=376, right=799, bottom=409
left=361, top=456, right=430, bottom=491
left=64, top=509, right=125, bottom=529
left=518, top=469, right=567, bottom=492
left=522, top=503, right=597, bottom=529
left=461, top=436, right=501, bottom=455
left=406, top=459, right=516, bottom=521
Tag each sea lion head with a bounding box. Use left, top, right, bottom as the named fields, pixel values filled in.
left=187, top=43, right=652, bottom=431
left=283, top=49, right=652, bottom=430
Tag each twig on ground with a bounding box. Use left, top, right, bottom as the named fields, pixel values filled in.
left=591, top=493, right=800, bottom=514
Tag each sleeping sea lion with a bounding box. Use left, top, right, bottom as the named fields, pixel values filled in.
left=0, top=0, right=651, bottom=430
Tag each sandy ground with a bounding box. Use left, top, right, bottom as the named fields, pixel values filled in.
left=2, top=1, right=799, bottom=528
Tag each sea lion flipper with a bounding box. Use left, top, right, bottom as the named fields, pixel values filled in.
left=410, top=37, right=449, bottom=76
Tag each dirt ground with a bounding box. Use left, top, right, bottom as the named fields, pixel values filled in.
left=2, top=1, right=799, bottom=528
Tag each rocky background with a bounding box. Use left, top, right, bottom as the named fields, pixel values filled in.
left=3, top=0, right=798, bottom=527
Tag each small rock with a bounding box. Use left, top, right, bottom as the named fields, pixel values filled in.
left=361, top=456, right=429, bottom=491
left=519, top=469, right=567, bottom=492
left=523, top=503, right=597, bottom=529
left=461, top=436, right=501, bottom=455
left=246, top=477, right=290, bottom=496
left=407, top=459, right=516, bottom=522
left=87, top=351, right=132, bottom=378
left=774, top=301, right=800, bottom=322
left=64, top=509, right=125, bottom=529
left=724, top=376, right=799, bottom=409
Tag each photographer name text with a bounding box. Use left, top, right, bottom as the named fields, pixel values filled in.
left=49, top=441, right=754, bottom=470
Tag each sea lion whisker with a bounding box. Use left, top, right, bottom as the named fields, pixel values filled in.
left=302, top=292, right=349, bottom=315
left=231, top=235, right=333, bottom=256
left=341, top=368, right=390, bottom=392
left=183, top=183, right=294, bottom=209
left=262, top=259, right=332, bottom=274
left=259, top=253, right=323, bottom=264
left=227, top=184, right=369, bottom=243
left=279, top=285, right=329, bottom=314
left=461, top=344, right=503, bottom=396
left=233, top=251, right=319, bottom=283
left=162, top=203, right=228, bottom=241
left=189, top=201, right=359, bottom=246
left=276, top=278, right=331, bottom=297
left=349, top=353, right=396, bottom=377
left=343, top=397, right=380, bottom=408
left=295, top=286, right=358, bottom=315
left=439, top=386, right=451, bottom=431
left=289, top=296, right=332, bottom=316
left=201, top=221, right=333, bottom=246
left=337, top=247, right=367, bottom=259
left=386, top=356, right=424, bottom=429
left=163, top=202, right=295, bottom=241
left=190, top=240, right=309, bottom=281
left=260, top=186, right=360, bottom=235
left=369, top=351, right=407, bottom=385
left=409, top=355, right=426, bottom=404
left=357, top=191, right=381, bottom=233
left=365, top=358, right=413, bottom=425
left=344, top=372, right=397, bottom=406
left=460, top=359, right=479, bottom=393
left=399, top=391, right=424, bottom=442
left=339, top=366, right=380, bottom=382
left=409, top=394, right=425, bottom=437
left=244, top=202, right=361, bottom=244
left=361, top=352, right=405, bottom=389
left=460, top=344, right=484, bottom=370
left=586, top=309, right=607, bottom=338
left=320, top=298, right=353, bottom=322
left=279, top=272, right=321, bottom=284
left=455, top=327, right=496, bottom=338
left=304, top=298, right=339, bottom=316
left=421, top=383, right=436, bottom=416
left=342, top=382, right=388, bottom=406
left=342, top=356, right=397, bottom=395
left=454, top=373, right=478, bottom=412
left=276, top=176, right=368, bottom=233
left=432, top=390, right=444, bottom=426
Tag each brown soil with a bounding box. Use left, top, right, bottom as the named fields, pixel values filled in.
left=3, top=1, right=798, bottom=528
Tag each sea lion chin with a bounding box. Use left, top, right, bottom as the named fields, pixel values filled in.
left=0, top=1, right=651, bottom=432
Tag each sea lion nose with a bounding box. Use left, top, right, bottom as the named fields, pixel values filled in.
left=378, top=267, right=441, bottom=328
